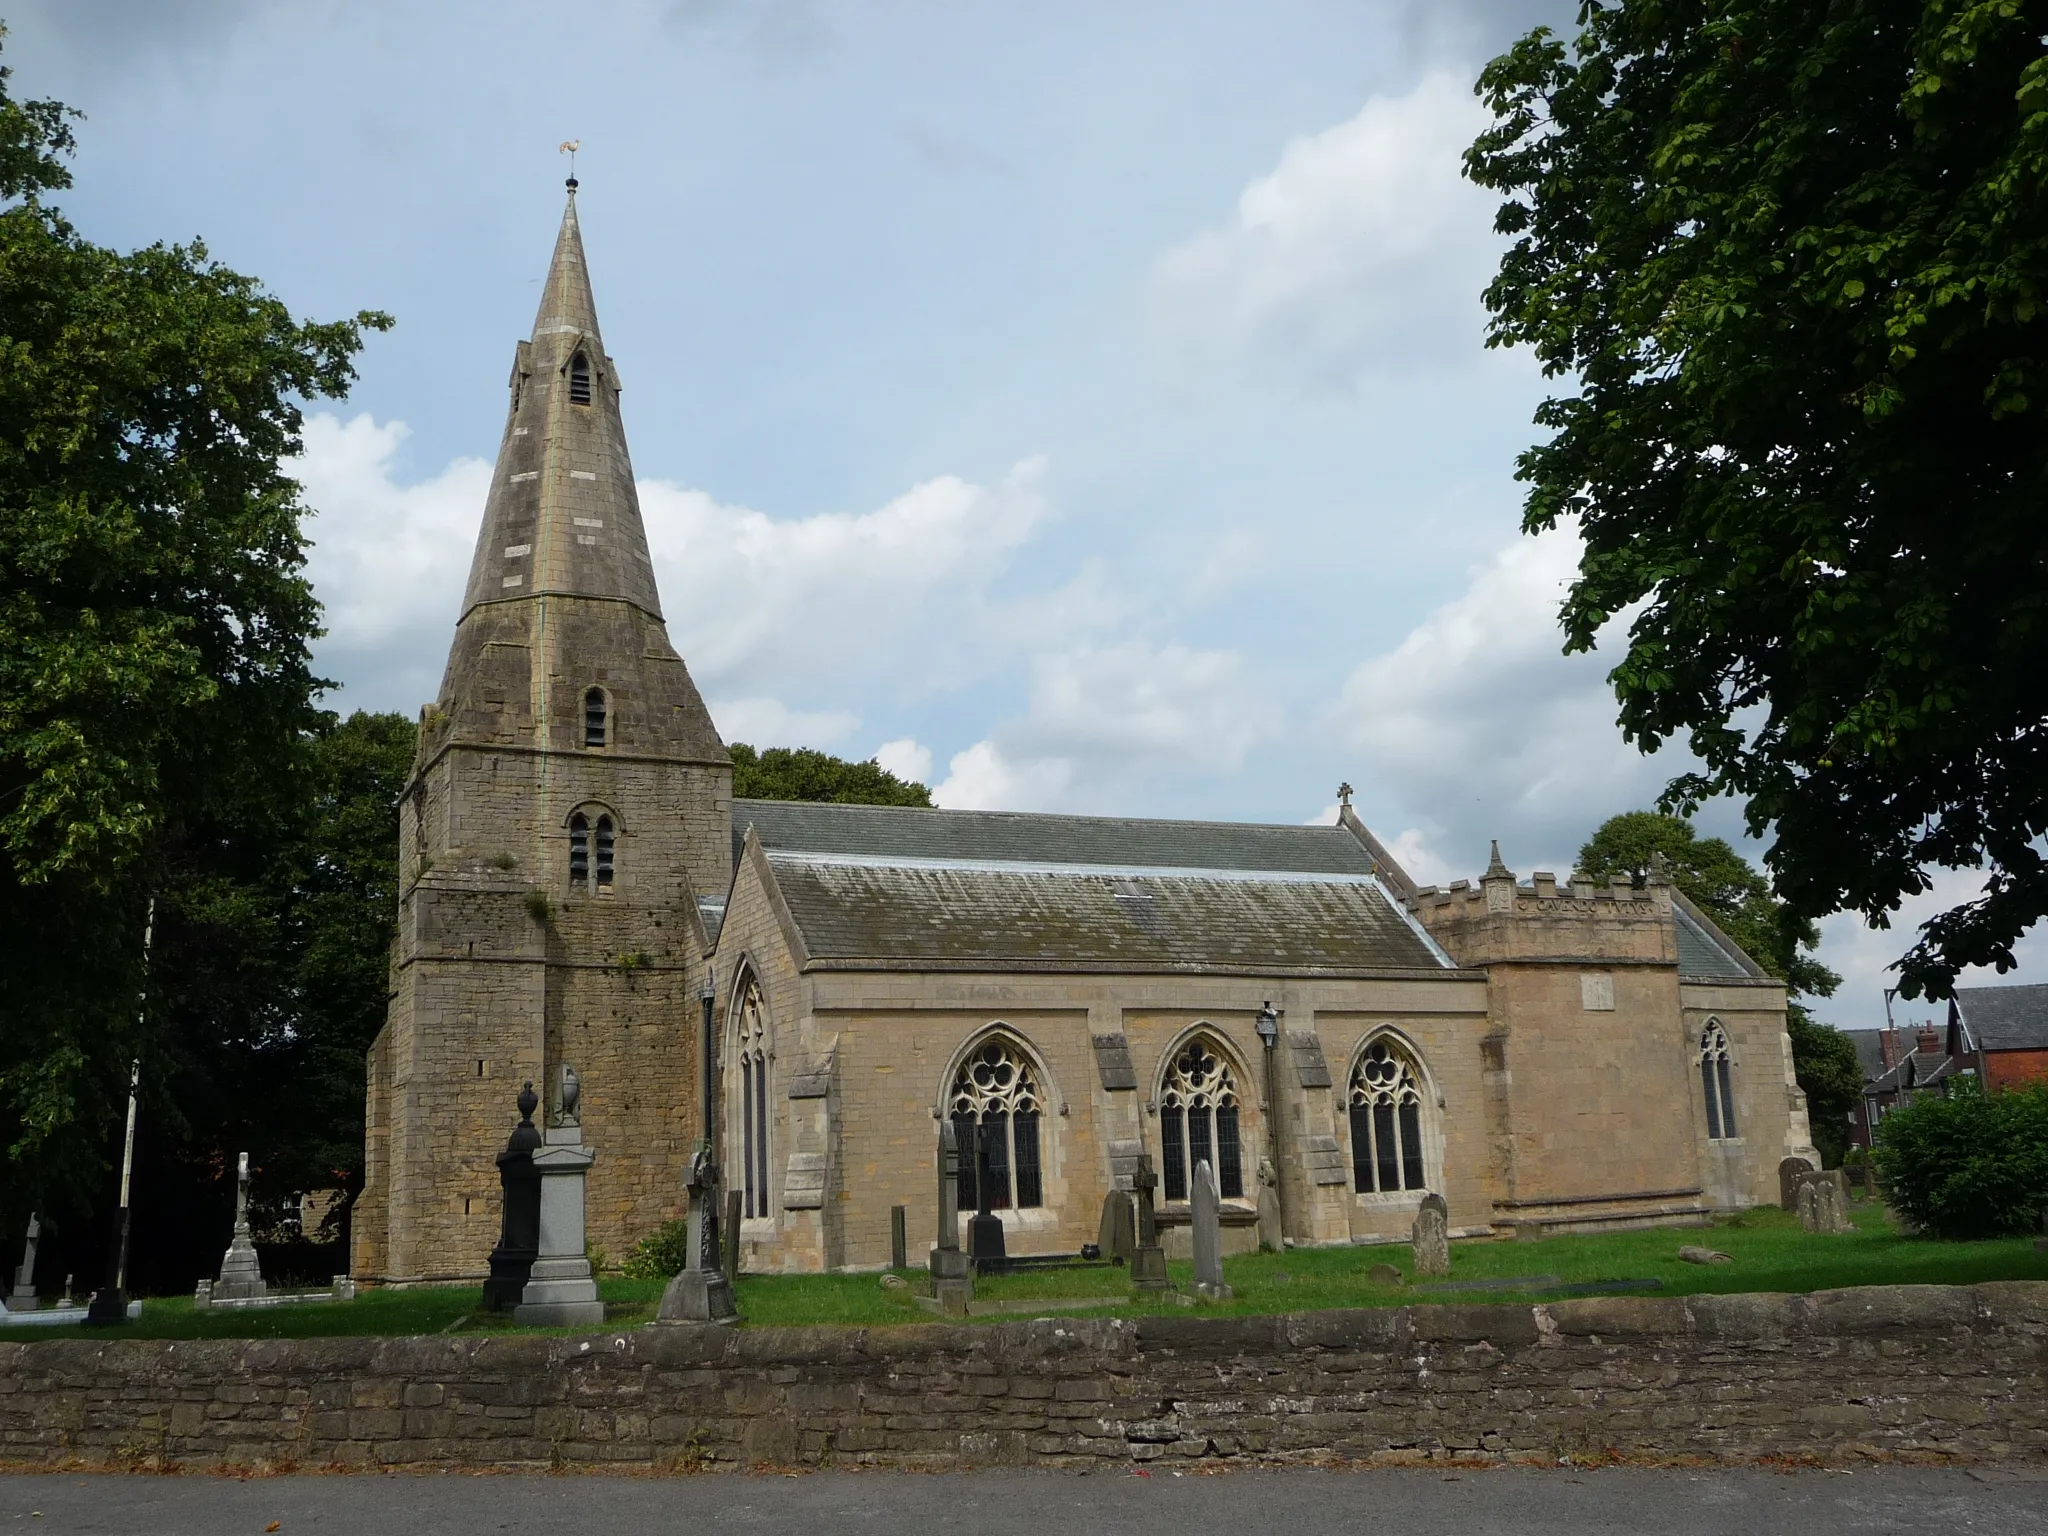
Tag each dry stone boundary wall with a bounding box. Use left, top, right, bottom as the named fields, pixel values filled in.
left=2, top=1284, right=2043, bottom=1472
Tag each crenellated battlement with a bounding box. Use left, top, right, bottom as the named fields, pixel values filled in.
left=1410, top=842, right=1679, bottom=968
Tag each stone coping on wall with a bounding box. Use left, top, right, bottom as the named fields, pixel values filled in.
left=1, top=1283, right=2042, bottom=1472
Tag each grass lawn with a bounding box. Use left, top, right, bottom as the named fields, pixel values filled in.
left=9, top=1202, right=2043, bottom=1341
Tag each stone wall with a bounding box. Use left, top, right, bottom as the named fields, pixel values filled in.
left=4, top=1284, right=2041, bottom=1471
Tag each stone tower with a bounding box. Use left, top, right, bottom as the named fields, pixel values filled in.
left=353, top=182, right=732, bottom=1283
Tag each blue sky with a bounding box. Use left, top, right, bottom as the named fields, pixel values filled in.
left=8, top=0, right=2038, bottom=1028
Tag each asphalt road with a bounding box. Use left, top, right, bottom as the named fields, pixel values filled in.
left=4, top=1467, right=2047, bottom=1536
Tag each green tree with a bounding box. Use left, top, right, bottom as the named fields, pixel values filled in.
left=1872, top=1079, right=2048, bottom=1239
left=730, top=743, right=933, bottom=806
left=1578, top=811, right=1862, bottom=1162
left=0, top=35, right=390, bottom=1226
left=1467, top=1, right=2048, bottom=1001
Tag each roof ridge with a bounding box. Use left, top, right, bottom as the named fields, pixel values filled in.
left=731, top=797, right=1350, bottom=835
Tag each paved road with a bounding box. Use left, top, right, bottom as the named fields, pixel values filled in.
left=3, top=1466, right=2046, bottom=1535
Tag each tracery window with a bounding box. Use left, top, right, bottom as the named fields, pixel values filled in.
left=1349, top=1037, right=1427, bottom=1194
left=949, top=1036, right=1043, bottom=1211
left=1700, top=1019, right=1737, bottom=1139
left=569, top=352, right=592, bottom=406
left=1159, top=1037, right=1243, bottom=1202
left=734, top=979, right=770, bottom=1217
left=568, top=813, right=589, bottom=884
left=584, top=687, right=607, bottom=747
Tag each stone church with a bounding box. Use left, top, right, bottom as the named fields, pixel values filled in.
left=351, top=188, right=1817, bottom=1283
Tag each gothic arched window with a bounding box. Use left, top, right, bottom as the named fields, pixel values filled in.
left=1700, top=1020, right=1737, bottom=1139
left=949, top=1035, right=1044, bottom=1211
left=569, top=351, right=593, bottom=406
left=1159, top=1037, right=1243, bottom=1202
left=734, top=978, right=770, bottom=1218
left=1349, top=1037, right=1427, bottom=1194
left=584, top=687, right=608, bottom=747
left=568, top=812, right=589, bottom=885
left=593, top=814, right=614, bottom=887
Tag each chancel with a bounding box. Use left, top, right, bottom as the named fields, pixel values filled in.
left=353, top=184, right=1818, bottom=1283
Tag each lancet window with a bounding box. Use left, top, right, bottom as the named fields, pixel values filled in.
left=1700, top=1020, right=1737, bottom=1139
left=593, top=814, right=614, bottom=887
left=568, top=813, right=589, bottom=884
left=734, top=978, right=770, bottom=1218
left=569, top=351, right=592, bottom=406
left=584, top=687, right=607, bottom=746
left=1349, top=1037, right=1427, bottom=1194
left=949, top=1035, right=1044, bottom=1212
left=1159, top=1037, right=1243, bottom=1202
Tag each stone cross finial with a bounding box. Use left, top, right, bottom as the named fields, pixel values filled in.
left=1337, top=782, right=1353, bottom=810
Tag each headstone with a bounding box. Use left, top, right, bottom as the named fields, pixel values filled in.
left=1128, top=1153, right=1168, bottom=1291
left=1797, top=1174, right=1853, bottom=1235
left=1678, top=1244, right=1732, bottom=1265
left=9, top=1213, right=41, bottom=1312
left=657, top=1143, right=739, bottom=1323
left=1778, top=1155, right=1816, bottom=1212
left=517, top=1066, right=605, bottom=1327
left=211, top=1154, right=269, bottom=1301
left=927, top=1121, right=973, bottom=1316
left=1410, top=1192, right=1450, bottom=1279
left=1367, top=1262, right=1404, bottom=1286
left=1097, top=1189, right=1135, bottom=1266
left=60, top=1274, right=74, bottom=1308
left=1190, top=1159, right=1232, bottom=1300
left=483, top=1083, right=543, bottom=1310
left=966, top=1121, right=1007, bottom=1269
left=1255, top=1156, right=1283, bottom=1252
left=890, top=1204, right=908, bottom=1271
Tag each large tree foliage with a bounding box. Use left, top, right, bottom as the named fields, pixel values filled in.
left=1467, top=1, right=2048, bottom=1000
left=730, top=743, right=933, bottom=806
left=1578, top=811, right=1862, bottom=1161
left=0, top=34, right=389, bottom=1229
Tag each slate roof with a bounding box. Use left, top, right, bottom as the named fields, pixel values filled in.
left=1955, top=984, right=2048, bottom=1051
left=761, top=852, right=1451, bottom=974
left=1867, top=1049, right=1961, bottom=1096
left=1842, top=1028, right=1889, bottom=1082
left=733, top=800, right=1384, bottom=877
left=1671, top=892, right=1768, bottom=981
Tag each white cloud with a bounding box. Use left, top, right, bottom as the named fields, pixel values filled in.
left=932, top=740, right=1071, bottom=812
left=293, top=413, right=490, bottom=714
left=1147, top=70, right=1498, bottom=388
left=874, top=737, right=934, bottom=786
left=708, top=697, right=859, bottom=748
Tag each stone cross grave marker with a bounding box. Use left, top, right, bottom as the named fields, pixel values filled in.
left=9, top=1213, right=40, bottom=1311
left=658, top=1142, right=739, bottom=1323
left=1191, top=1159, right=1232, bottom=1300
left=1129, top=1153, right=1168, bottom=1291
left=927, top=1120, right=973, bottom=1314
left=1256, top=1156, right=1283, bottom=1252
left=966, top=1121, right=1007, bottom=1268
left=212, top=1153, right=269, bottom=1301
left=1411, top=1191, right=1451, bottom=1278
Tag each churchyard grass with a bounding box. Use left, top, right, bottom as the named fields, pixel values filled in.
left=15, top=1202, right=2044, bottom=1339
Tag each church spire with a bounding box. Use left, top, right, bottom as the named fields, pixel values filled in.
left=453, top=178, right=665, bottom=623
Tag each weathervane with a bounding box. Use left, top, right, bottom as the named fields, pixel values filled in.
left=559, top=139, right=581, bottom=190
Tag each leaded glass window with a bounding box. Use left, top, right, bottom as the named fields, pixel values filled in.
left=1349, top=1038, right=1427, bottom=1194
left=1159, top=1038, right=1243, bottom=1201
left=1700, top=1020, right=1736, bottom=1139
left=733, top=980, right=770, bottom=1217
left=948, top=1036, right=1043, bottom=1211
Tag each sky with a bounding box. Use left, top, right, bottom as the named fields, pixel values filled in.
left=7, top=0, right=2040, bottom=1031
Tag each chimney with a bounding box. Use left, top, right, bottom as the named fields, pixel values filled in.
left=1916, top=1025, right=1942, bottom=1056
left=1879, top=1029, right=1898, bottom=1068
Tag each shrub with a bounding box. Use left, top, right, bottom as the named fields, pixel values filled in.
left=1872, top=1081, right=2048, bottom=1240
left=621, top=1219, right=688, bottom=1280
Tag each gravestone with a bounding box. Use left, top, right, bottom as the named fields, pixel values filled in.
left=1410, top=1191, right=1451, bottom=1279
left=9, top=1213, right=41, bottom=1312
left=657, top=1145, right=739, bottom=1323
left=1778, top=1155, right=1816, bottom=1212
left=517, top=1065, right=605, bottom=1327
left=966, top=1121, right=1007, bottom=1269
left=482, top=1083, right=543, bottom=1310
left=927, top=1121, right=973, bottom=1315
left=212, top=1153, right=269, bottom=1301
left=1190, top=1159, right=1232, bottom=1300
left=1367, top=1261, right=1404, bottom=1286
left=1256, top=1156, right=1283, bottom=1252
left=1097, top=1189, right=1135, bottom=1266
left=1797, top=1173, right=1853, bottom=1235
left=1128, top=1153, right=1168, bottom=1291
left=891, top=1204, right=908, bottom=1270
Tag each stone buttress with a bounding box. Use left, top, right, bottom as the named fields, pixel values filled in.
left=353, top=184, right=732, bottom=1283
